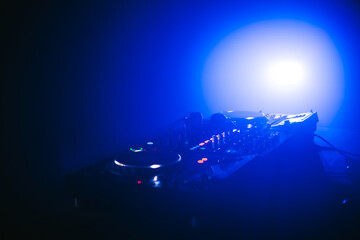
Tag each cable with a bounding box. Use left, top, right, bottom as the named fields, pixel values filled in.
left=314, top=134, right=360, bottom=157
left=314, top=133, right=360, bottom=159
left=316, top=145, right=353, bottom=159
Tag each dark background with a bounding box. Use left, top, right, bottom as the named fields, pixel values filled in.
left=2, top=0, right=360, bottom=238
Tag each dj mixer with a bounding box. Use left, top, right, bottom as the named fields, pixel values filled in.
left=66, top=111, right=324, bottom=239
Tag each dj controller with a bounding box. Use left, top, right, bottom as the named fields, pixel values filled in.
left=66, top=111, right=328, bottom=239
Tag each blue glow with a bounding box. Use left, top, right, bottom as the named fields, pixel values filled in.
left=152, top=175, right=161, bottom=188
left=153, top=181, right=161, bottom=188
left=203, top=20, right=344, bottom=126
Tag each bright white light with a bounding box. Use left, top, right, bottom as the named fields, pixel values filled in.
left=266, top=60, right=305, bottom=88
left=114, top=160, right=125, bottom=167
left=150, top=164, right=161, bottom=169
left=203, top=20, right=344, bottom=126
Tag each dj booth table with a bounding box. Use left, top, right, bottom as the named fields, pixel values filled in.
left=66, top=112, right=360, bottom=240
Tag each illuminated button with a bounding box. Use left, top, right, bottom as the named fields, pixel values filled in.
left=202, top=158, right=208, bottom=161
left=197, top=160, right=204, bottom=164
left=130, top=147, right=143, bottom=152
left=137, top=180, right=142, bottom=184
left=199, top=143, right=205, bottom=146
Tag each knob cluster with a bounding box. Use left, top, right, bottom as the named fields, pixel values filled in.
left=189, top=125, right=279, bottom=156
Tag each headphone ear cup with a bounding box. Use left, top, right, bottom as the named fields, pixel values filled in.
left=185, top=112, right=203, bottom=143
left=186, top=112, right=203, bottom=127
left=210, top=113, right=229, bottom=131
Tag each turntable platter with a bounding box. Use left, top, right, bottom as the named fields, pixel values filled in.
left=112, top=150, right=181, bottom=169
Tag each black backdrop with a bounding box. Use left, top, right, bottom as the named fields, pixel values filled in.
left=2, top=0, right=360, bottom=237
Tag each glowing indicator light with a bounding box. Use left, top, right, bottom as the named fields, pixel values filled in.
left=147, top=142, right=154, bottom=145
left=191, top=146, right=200, bottom=150
left=199, top=143, right=205, bottom=146
left=150, top=164, right=161, bottom=169
left=204, top=140, right=210, bottom=143
left=246, top=117, right=255, bottom=120
left=202, top=158, right=208, bottom=161
left=152, top=175, right=161, bottom=187
left=137, top=180, right=142, bottom=184
left=342, top=199, right=348, bottom=204
left=200, top=147, right=206, bottom=150
left=130, top=147, right=143, bottom=152
left=197, top=160, right=204, bottom=164
left=114, top=160, right=126, bottom=167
